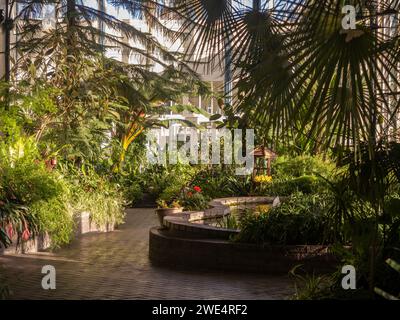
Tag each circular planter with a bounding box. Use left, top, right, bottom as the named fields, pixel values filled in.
left=155, top=208, right=183, bottom=227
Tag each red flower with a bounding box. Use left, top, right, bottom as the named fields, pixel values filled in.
left=187, top=192, right=193, bottom=197
left=193, top=186, right=202, bottom=193
left=22, top=228, right=31, bottom=241
left=6, top=224, right=14, bottom=239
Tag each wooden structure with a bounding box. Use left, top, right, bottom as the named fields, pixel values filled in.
left=252, top=146, right=278, bottom=177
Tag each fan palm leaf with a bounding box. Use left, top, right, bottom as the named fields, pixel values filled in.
left=172, top=0, right=400, bottom=155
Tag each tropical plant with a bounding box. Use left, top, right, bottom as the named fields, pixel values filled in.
left=289, top=265, right=335, bottom=300
left=3, top=0, right=209, bottom=172
left=265, top=175, right=323, bottom=196
left=235, top=192, right=334, bottom=245
left=12, top=0, right=192, bottom=80
left=172, top=0, right=400, bottom=154
left=272, top=156, right=335, bottom=179
left=0, top=200, right=35, bottom=248
left=153, top=163, right=198, bottom=202
left=59, top=162, right=125, bottom=227
left=374, top=258, right=400, bottom=300
left=188, top=166, right=235, bottom=198
left=224, top=175, right=255, bottom=196
left=178, top=185, right=210, bottom=211
left=0, top=137, right=74, bottom=248
left=329, top=141, right=400, bottom=293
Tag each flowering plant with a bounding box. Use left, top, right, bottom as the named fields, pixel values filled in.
left=253, top=175, right=273, bottom=184
left=178, top=186, right=209, bottom=211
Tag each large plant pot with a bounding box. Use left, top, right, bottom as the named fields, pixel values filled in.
left=155, top=208, right=183, bottom=227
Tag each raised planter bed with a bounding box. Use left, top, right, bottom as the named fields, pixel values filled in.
left=163, top=196, right=275, bottom=239
left=74, top=211, right=116, bottom=235
left=155, top=207, right=183, bottom=227
left=149, top=227, right=338, bottom=274
left=0, top=233, right=51, bottom=255
left=0, top=211, right=116, bottom=256
left=150, top=196, right=338, bottom=274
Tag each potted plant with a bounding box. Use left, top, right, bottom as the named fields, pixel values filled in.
left=155, top=200, right=183, bottom=227
left=178, top=186, right=210, bottom=211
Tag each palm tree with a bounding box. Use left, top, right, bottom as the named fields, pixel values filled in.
left=10, top=0, right=195, bottom=76
left=169, top=0, right=400, bottom=156
left=168, top=0, right=400, bottom=295
left=1, top=1, right=211, bottom=167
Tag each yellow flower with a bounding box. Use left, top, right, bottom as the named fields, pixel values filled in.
left=254, top=175, right=273, bottom=183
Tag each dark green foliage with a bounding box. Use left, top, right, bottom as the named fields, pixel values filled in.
left=189, top=166, right=254, bottom=199
left=273, top=156, right=335, bottom=179
left=266, top=175, right=321, bottom=196
left=189, top=166, right=234, bottom=199
left=224, top=175, right=254, bottom=197
left=0, top=138, right=73, bottom=248
left=0, top=201, right=34, bottom=248
left=235, top=193, right=332, bottom=245
left=258, top=155, right=334, bottom=196
left=122, top=182, right=143, bottom=207
left=143, top=164, right=197, bottom=203
left=375, top=258, right=400, bottom=300
left=60, top=163, right=125, bottom=227
left=174, top=1, right=400, bottom=153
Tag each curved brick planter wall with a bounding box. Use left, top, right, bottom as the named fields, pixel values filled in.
left=150, top=196, right=338, bottom=274
left=149, top=228, right=337, bottom=274
left=0, top=211, right=116, bottom=255
left=163, top=197, right=275, bottom=240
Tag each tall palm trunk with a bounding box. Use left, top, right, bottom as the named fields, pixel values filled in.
left=253, top=0, right=261, bottom=11
left=367, top=2, right=379, bottom=297
left=66, top=0, right=77, bottom=57
left=1, top=0, right=12, bottom=109
left=3, top=0, right=11, bottom=83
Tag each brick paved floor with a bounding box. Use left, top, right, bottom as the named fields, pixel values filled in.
left=0, top=208, right=293, bottom=300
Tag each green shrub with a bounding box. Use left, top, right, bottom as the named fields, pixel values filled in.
left=0, top=111, right=21, bottom=145
left=265, top=175, right=323, bottom=196
left=189, top=167, right=231, bottom=198
left=0, top=138, right=73, bottom=248
left=224, top=175, right=254, bottom=196
left=30, top=198, right=73, bottom=247
left=257, top=155, right=335, bottom=197
left=140, top=165, right=170, bottom=196
left=114, top=171, right=143, bottom=207
left=235, top=193, right=332, bottom=245
left=123, top=182, right=143, bottom=206
left=190, top=166, right=254, bottom=199
left=152, top=164, right=197, bottom=203
left=273, top=155, right=335, bottom=179
left=62, top=164, right=125, bottom=227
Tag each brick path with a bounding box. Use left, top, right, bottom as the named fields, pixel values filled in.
left=0, top=208, right=292, bottom=300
